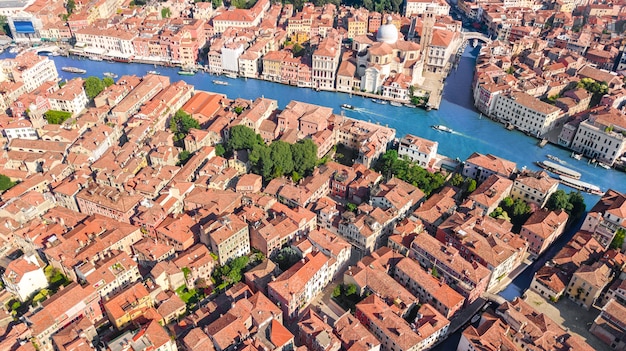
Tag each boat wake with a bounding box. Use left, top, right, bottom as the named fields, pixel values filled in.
left=352, top=107, right=390, bottom=119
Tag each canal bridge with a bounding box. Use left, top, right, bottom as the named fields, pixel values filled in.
left=461, top=31, right=492, bottom=45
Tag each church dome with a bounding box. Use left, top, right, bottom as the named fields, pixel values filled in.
left=376, top=15, right=398, bottom=44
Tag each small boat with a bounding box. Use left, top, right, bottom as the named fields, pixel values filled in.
left=213, top=80, right=229, bottom=86
left=390, top=102, right=403, bottom=107
left=597, top=162, right=611, bottom=170
left=404, top=104, right=417, bottom=108
left=535, top=160, right=581, bottom=179
left=431, top=125, right=453, bottom=133
left=546, top=154, right=565, bottom=164
left=147, top=70, right=160, bottom=75
left=61, top=67, right=87, bottom=74
left=505, top=123, right=515, bottom=131
left=571, top=152, right=582, bottom=160
left=178, top=70, right=196, bottom=76
left=558, top=175, right=603, bottom=195
left=89, top=56, right=103, bottom=61
left=371, top=99, right=388, bottom=105
left=103, top=72, right=118, bottom=78
left=225, top=73, right=237, bottom=79
left=340, top=104, right=354, bottom=110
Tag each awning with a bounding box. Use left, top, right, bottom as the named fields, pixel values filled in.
left=14, top=21, right=35, bottom=34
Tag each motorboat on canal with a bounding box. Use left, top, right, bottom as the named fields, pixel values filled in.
left=341, top=104, right=355, bottom=110
left=431, top=125, right=453, bottom=133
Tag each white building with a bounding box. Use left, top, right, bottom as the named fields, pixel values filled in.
left=570, top=110, right=626, bottom=166
left=405, top=0, right=450, bottom=17
left=238, top=50, right=260, bottom=78
left=492, top=91, right=563, bottom=137
left=47, top=78, right=88, bottom=116
left=2, top=254, right=47, bottom=302
left=2, top=119, right=38, bottom=140
left=398, top=134, right=438, bottom=167
left=2, top=51, right=59, bottom=93
left=221, top=43, right=245, bottom=76
left=511, top=170, right=559, bottom=208
left=312, top=34, right=341, bottom=91
left=74, top=27, right=136, bottom=60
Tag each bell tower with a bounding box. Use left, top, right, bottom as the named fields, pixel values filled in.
left=420, top=5, right=436, bottom=69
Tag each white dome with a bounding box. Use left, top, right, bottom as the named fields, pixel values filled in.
left=376, top=16, right=398, bottom=44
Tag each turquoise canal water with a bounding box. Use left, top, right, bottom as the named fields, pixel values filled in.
left=37, top=46, right=623, bottom=209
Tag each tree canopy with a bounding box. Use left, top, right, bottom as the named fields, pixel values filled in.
left=102, top=77, right=115, bottom=87
left=84, top=76, right=105, bottom=100
left=546, top=190, right=586, bottom=223
left=577, top=77, right=609, bottom=107
left=44, top=110, right=71, bottom=124
left=228, top=125, right=262, bottom=150
left=170, top=110, right=200, bottom=144
left=375, top=150, right=446, bottom=196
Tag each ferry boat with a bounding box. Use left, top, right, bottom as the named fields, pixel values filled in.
left=178, top=70, right=196, bottom=76
left=431, top=125, right=453, bottom=133
left=390, top=101, right=403, bottom=107
left=546, top=154, right=565, bottom=164
left=147, top=70, right=160, bottom=75
left=340, top=104, right=354, bottom=110
left=103, top=72, right=118, bottom=79
left=213, top=80, right=229, bottom=86
left=371, top=99, right=388, bottom=105
left=61, top=67, right=87, bottom=74
left=571, top=152, right=582, bottom=160
left=558, top=175, right=603, bottom=195
left=535, top=160, right=581, bottom=179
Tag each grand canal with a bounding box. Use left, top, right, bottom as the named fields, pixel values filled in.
left=34, top=46, right=626, bottom=209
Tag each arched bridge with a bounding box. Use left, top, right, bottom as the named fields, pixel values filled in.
left=26, top=45, right=61, bottom=54
left=462, top=31, right=492, bottom=45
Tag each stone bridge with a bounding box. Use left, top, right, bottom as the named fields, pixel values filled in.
left=462, top=31, right=492, bottom=45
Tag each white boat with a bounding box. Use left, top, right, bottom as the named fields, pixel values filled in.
left=61, top=67, right=87, bottom=74
left=546, top=154, right=565, bottom=164
left=404, top=104, right=417, bottom=108
left=558, top=175, right=603, bottom=195
left=390, top=101, right=403, bottom=107
left=213, top=80, right=229, bottom=86
left=598, top=162, right=611, bottom=170
left=89, top=56, right=103, bottom=61
left=225, top=73, right=237, bottom=79
left=103, top=72, right=118, bottom=78
left=431, top=125, right=453, bottom=133
left=340, top=104, right=354, bottom=110
left=147, top=70, right=160, bottom=75
left=371, top=98, right=388, bottom=105
left=535, top=160, right=581, bottom=179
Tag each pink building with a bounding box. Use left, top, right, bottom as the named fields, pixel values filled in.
left=521, top=209, right=569, bottom=258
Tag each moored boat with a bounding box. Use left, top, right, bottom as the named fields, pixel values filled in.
left=371, top=99, right=388, bottom=105
left=61, top=66, right=87, bottom=74
left=535, top=160, right=581, bottom=179
left=390, top=101, right=403, bottom=107
left=89, top=56, right=103, bottom=61
left=178, top=70, right=196, bottom=76
left=571, top=152, right=582, bottom=160
left=340, top=104, right=354, bottom=110
left=558, top=175, right=603, bottom=195
left=147, top=70, right=160, bottom=75
left=103, top=72, right=118, bottom=78
left=431, top=125, right=453, bottom=133
left=598, top=162, right=611, bottom=170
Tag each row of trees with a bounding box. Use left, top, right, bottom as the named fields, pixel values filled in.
left=228, top=125, right=319, bottom=181
left=375, top=150, right=446, bottom=196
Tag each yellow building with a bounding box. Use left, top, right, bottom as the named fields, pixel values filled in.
left=565, top=262, right=611, bottom=310
left=347, top=15, right=367, bottom=39
left=104, top=282, right=154, bottom=329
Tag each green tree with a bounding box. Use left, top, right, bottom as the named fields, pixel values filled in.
left=546, top=190, right=573, bottom=212
left=610, top=228, right=626, bottom=250
left=233, top=106, right=244, bottom=115
left=212, top=0, right=222, bottom=8
left=0, top=174, right=16, bottom=191
left=161, top=7, right=171, bottom=18
left=449, top=173, right=464, bottom=187
left=567, top=191, right=586, bottom=220
left=102, top=77, right=115, bottom=87
left=84, top=76, right=105, bottom=100
left=292, top=43, right=304, bottom=57
left=270, top=141, right=294, bottom=175
left=228, top=125, right=260, bottom=150
left=291, top=138, right=318, bottom=175
left=215, top=144, right=226, bottom=156
left=345, top=283, right=357, bottom=296
left=332, top=285, right=342, bottom=298
left=249, top=144, right=273, bottom=179
left=346, top=202, right=357, bottom=212
left=44, top=110, right=71, bottom=124
left=291, top=171, right=302, bottom=183
left=169, top=110, right=200, bottom=143
left=178, top=150, right=192, bottom=165
left=66, top=0, right=76, bottom=14
left=466, top=179, right=477, bottom=193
